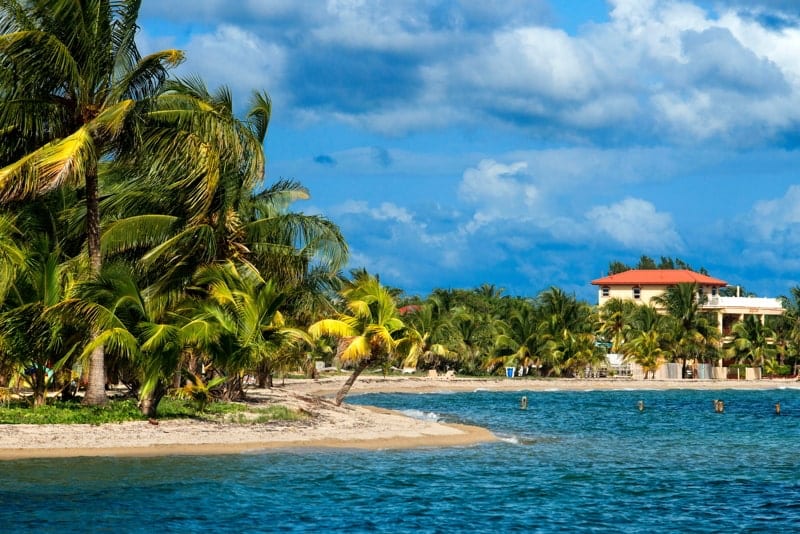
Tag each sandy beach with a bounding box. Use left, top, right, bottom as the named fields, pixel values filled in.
left=1, top=376, right=797, bottom=460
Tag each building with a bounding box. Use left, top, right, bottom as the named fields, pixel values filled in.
left=590, top=269, right=784, bottom=334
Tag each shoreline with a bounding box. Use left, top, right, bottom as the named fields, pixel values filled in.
left=1, top=376, right=797, bottom=460
left=0, top=422, right=496, bottom=461
left=284, top=375, right=800, bottom=396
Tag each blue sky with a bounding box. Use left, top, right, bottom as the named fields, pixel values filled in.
left=138, top=0, right=800, bottom=301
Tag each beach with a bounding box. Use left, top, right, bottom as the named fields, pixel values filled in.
left=1, top=376, right=797, bottom=460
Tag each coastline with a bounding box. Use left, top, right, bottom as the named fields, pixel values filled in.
left=284, top=375, right=800, bottom=396
left=1, top=376, right=797, bottom=460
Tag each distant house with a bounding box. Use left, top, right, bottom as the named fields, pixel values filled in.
left=591, top=269, right=726, bottom=306
left=591, top=269, right=784, bottom=334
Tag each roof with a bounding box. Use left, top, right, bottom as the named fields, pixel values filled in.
left=591, top=269, right=727, bottom=287
left=397, top=304, right=422, bottom=315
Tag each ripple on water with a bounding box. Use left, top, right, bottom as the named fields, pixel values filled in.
left=1, top=389, right=798, bottom=533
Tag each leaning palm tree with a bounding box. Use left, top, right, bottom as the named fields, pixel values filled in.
left=309, top=273, right=405, bottom=406
left=0, top=0, right=183, bottom=405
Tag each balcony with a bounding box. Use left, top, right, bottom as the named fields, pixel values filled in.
left=702, top=296, right=784, bottom=314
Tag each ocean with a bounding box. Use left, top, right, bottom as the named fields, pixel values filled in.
left=1, top=388, right=798, bottom=533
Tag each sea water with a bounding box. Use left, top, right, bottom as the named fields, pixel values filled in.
left=0, top=388, right=798, bottom=533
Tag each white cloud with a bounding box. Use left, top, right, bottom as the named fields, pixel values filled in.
left=749, top=185, right=800, bottom=243
left=371, top=202, right=413, bottom=224
left=586, top=197, right=684, bottom=250
left=144, top=0, right=800, bottom=143
left=459, top=27, right=599, bottom=101
left=458, top=159, right=539, bottom=233
left=177, top=25, right=288, bottom=107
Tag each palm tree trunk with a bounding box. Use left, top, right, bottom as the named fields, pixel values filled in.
left=33, top=368, right=46, bottom=407
left=139, top=386, right=166, bottom=418
left=82, top=169, right=107, bottom=406
left=334, top=358, right=371, bottom=406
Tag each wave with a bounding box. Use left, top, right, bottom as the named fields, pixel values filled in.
left=400, top=409, right=441, bottom=422
left=496, top=434, right=553, bottom=446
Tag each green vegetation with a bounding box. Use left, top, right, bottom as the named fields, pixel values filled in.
left=0, top=399, right=143, bottom=424
left=0, top=3, right=798, bottom=423
left=0, top=396, right=304, bottom=424
left=608, top=256, right=707, bottom=275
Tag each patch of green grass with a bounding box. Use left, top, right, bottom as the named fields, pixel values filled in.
left=0, top=397, right=308, bottom=425
left=155, top=397, right=248, bottom=419
left=254, top=405, right=307, bottom=421
left=0, top=399, right=144, bottom=425
left=221, top=405, right=307, bottom=424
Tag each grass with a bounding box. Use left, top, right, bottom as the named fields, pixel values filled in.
left=222, top=405, right=308, bottom=424
left=0, top=399, right=144, bottom=425
left=0, top=397, right=308, bottom=425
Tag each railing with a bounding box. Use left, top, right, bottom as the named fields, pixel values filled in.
left=704, top=296, right=783, bottom=309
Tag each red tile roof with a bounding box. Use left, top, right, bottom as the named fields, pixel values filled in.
left=591, top=269, right=727, bottom=287
left=398, top=305, right=423, bottom=315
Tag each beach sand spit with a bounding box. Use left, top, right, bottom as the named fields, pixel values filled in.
left=1, top=376, right=797, bottom=460
left=0, top=385, right=496, bottom=460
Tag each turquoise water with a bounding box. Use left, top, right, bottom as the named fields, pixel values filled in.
left=1, top=388, right=798, bottom=533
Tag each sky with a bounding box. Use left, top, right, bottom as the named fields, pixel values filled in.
left=138, top=0, right=800, bottom=302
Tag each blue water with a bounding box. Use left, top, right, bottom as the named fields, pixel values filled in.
left=1, top=388, right=799, bottom=533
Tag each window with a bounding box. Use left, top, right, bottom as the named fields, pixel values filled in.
left=711, top=287, right=717, bottom=296
left=633, top=286, right=641, bottom=299
left=601, top=286, right=610, bottom=297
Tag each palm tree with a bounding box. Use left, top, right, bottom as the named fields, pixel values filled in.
left=776, top=287, right=800, bottom=375
left=598, top=298, right=636, bottom=354
left=536, top=287, right=598, bottom=376
left=0, top=232, right=80, bottom=406
left=624, top=330, right=668, bottom=379
left=488, top=301, right=543, bottom=375
left=0, top=1, right=182, bottom=405
left=449, top=307, right=497, bottom=374
left=398, top=298, right=455, bottom=371
left=550, top=328, right=604, bottom=377
left=62, top=262, right=188, bottom=416
left=0, top=212, right=26, bottom=303
left=652, top=283, right=720, bottom=378
left=192, top=261, right=310, bottom=399
left=309, top=273, right=405, bottom=405
left=726, top=315, right=776, bottom=368
left=101, top=80, right=347, bottom=295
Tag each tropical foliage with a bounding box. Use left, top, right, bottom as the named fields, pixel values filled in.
left=2, top=3, right=800, bottom=419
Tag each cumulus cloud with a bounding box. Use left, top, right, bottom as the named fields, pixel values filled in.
left=749, top=185, right=800, bottom=243
left=141, top=0, right=800, bottom=145
left=176, top=25, right=288, bottom=106
left=458, top=159, right=538, bottom=232
left=586, top=197, right=684, bottom=250
left=331, top=200, right=412, bottom=224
